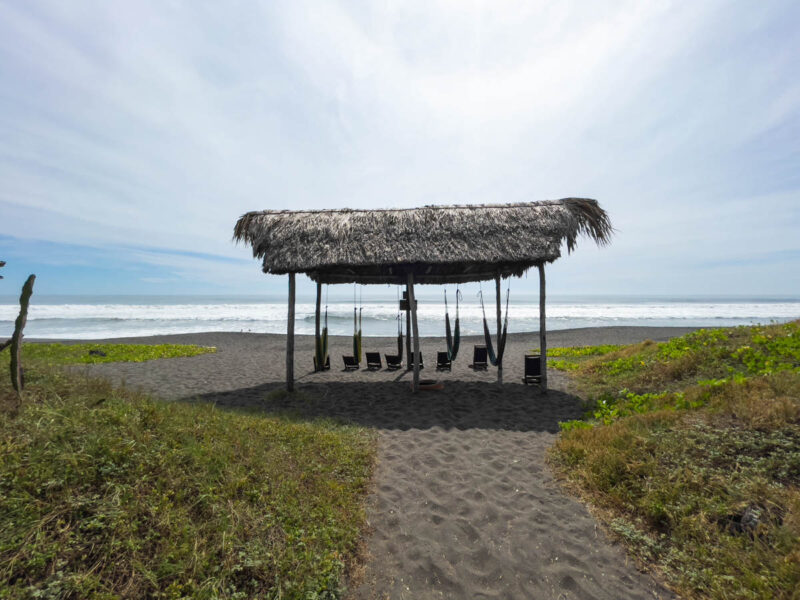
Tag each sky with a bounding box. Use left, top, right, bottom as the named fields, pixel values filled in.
left=1, top=0, right=799, bottom=299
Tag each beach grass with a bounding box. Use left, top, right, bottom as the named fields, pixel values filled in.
left=0, top=357, right=375, bottom=599
left=550, top=321, right=800, bottom=599
left=3, top=342, right=215, bottom=365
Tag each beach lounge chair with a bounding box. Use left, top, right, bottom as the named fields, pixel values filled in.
left=522, top=354, right=542, bottom=385
left=342, top=355, right=359, bottom=371
left=436, top=351, right=451, bottom=371
left=385, top=354, right=402, bottom=370
left=365, top=352, right=382, bottom=370
left=470, top=345, right=488, bottom=370
left=313, top=355, right=330, bottom=371
left=407, top=352, right=424, bottom=370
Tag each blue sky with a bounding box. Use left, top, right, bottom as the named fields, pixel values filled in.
left=1, top=0, right=798, bottom=298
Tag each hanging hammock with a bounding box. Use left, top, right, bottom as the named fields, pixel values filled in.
left=315, top=286, right=329, bottom=370
left=479, top=286, right=510, bottom=367
left=498, top=288, right=509, bottom=363
left=353, top=285, right=362, bottom=363
left=396, top=291, right=404, bottom=361
left=445, top=288, right=461, bottom=361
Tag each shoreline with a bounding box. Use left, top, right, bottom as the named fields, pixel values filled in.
left=29, top=324, right=703, bottom=346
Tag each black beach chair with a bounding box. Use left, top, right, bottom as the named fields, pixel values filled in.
left=385, top=354, right=402, bottom=370
left=342, top=355, right=359, bottom=371
left=407, top=352, right=424, bottom=370
left=522, top=354, right=542, bottom=385
left=470, top=345, right=488, bottom=370
left=436, top=351, right=451, bottom=371
left=313, top=355, right=330, bottom=371
left=365, top=352, right=382, bottom=370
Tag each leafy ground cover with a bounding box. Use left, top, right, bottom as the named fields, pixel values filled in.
left=533, top=344, right=622, bottom=373
left=3, top=342, right=216, bottom=365
left=549, top=321, right=800, bottom=599
left=0, top=356, right=375, bottom=599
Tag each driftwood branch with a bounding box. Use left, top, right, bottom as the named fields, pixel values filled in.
left=10, top=274, right=36, bottom=396
left=0, top=339, right=11, bottom=352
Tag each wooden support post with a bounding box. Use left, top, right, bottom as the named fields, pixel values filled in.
left=407, top=272, right=420, bottom=392
left=538, top=263, right=547, bottom=391
left=405, top=285, right=412, bottom=369
left=286, top=272, right=296, bottom=392
left=495, top=273, right=503, bottom=384
left=314, top=281, right=321, bottom=371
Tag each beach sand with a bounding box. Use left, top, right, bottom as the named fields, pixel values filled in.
left=62, top=327, right=692, bottom=599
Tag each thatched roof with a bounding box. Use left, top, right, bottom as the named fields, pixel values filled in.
left=234, top=198, right=612, bottom=284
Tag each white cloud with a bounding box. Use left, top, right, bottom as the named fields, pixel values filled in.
left=1, top=0, right=798, bottom=295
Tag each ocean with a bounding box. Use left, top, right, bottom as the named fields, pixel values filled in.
left=1, top=294, right=799, bottom=340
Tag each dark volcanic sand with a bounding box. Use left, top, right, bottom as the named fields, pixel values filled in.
left=56, top=327, right=690, bottom=599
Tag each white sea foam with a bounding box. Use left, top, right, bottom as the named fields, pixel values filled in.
left=1, top=300, right=798, bottom=339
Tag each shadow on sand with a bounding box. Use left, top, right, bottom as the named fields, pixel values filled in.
left=179, top=378, right=584, bottom=433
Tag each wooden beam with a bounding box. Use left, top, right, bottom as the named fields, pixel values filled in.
left=286, top=272, right=296, bottom=392
left=495, top=273, right=503, bottom=384
left=538, top=263, right=547, bottom=391
left=407, top=272, right=420, bottom=392
left=310, top=268, right=538, bottom=285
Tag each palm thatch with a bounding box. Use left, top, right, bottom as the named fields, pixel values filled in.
left=233, top=198, right=612, bottom=284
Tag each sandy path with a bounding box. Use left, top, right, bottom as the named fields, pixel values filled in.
left=56, top=328, right=687, bottom=599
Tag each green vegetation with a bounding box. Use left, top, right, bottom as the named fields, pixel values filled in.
left=549, top=359, right=581, bottom=372
left=542, top=344, right=624, bottom=357
left=0, top=355, right=375, bottom=599
left=550, top=321, right=800, bottom=599
left=536, top=344, right=623, bottom=371
left=2, top=342, right=216, bottom=365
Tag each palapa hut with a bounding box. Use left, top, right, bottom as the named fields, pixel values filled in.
left=234, top=198, right=612, bottom=392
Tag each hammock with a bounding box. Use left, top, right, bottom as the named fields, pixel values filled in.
left=479, top=288, right=509, bottom=367
left=395, top=286, right=404, bottom=361
left=353, top=286, right=362, bottom=363
left=397, top=313, right=404, bottom=361
left=314, top=286, right=329, bottom=371
left=445, top=289, right=461, bottom=361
